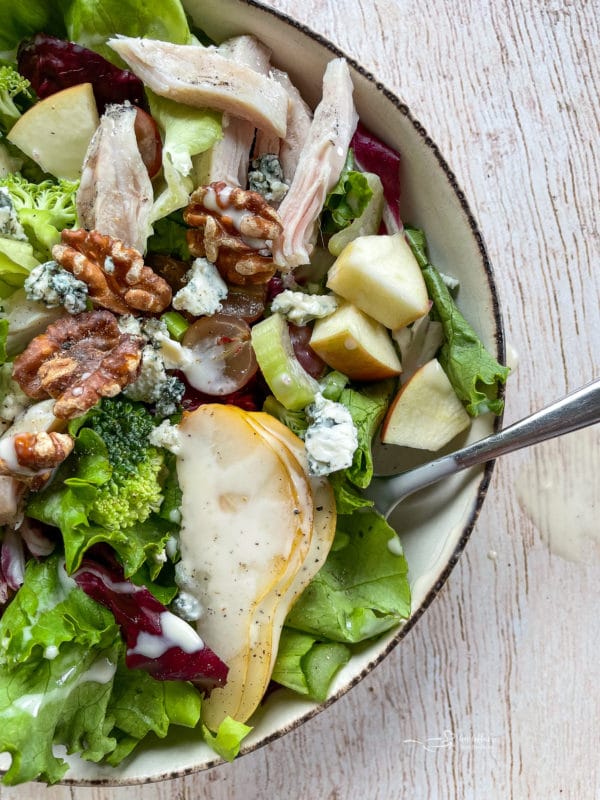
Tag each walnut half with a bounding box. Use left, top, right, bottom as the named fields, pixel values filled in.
left=0, top=431, right=74, bottom=489
left=12, top=310, right=143, bottom=420
left=184, top=182, right=283, bottom=286
left=53, top=229, right=172, bottom=315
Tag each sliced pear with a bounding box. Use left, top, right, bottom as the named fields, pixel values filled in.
left=176, top=404, right=318, bottom=729
left=7, top=83, right=99, bottom=180
left=310, top=300, right=401, bottom=381
left=327, top=233, right=429, bottom=330
left=381, top=358, right=471, bottom=450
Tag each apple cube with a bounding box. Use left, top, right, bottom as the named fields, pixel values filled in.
left=326, top=232, right=429, bottom=330
left=8, top=83, right=99, bottom=180
left=310, top=300, right=401, bottom=381
left=381, top=358, right=471, bottom=450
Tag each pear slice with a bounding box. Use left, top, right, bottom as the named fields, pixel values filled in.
left=176, top=404, right=315, bottom=729
left=381, top=358, right=471, bottom=450
left=247, top=413, right=337, bottom=671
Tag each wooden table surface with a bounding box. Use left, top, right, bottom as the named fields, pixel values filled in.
left=2, top=1, right=599, bottom=798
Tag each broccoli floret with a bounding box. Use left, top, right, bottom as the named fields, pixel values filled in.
left=77, top=398, right=168, bottom=530
left=0, top=66, right=34, bottom=134
left=24, top=260, right=88, bottom=314
left=84, top=397, right=158, bottom=474
left=0, top=173, right=78, bottom=259
left=89, top=448, right=165, bottom=530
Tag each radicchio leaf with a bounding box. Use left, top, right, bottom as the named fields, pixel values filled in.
left=17, top=33, right=147, bottom=114
left=73, top=547, right=228, bottom=693
left=1, top=528, right=25, bottom=591
left=351, top=122, right=402, bottom=233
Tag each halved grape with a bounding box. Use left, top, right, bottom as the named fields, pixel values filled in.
left=218, top=284, right=266, bottom=323
left=182, top=314, right=258, bottom=396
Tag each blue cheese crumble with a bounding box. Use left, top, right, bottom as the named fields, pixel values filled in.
left=24, top=260, right=88, bottom=314
left=248, top=154, right=289, bottom=204
left=124, top=345, right=184, bottom=418
left=172, top=257, right=227, bottom=317
left=0, top=187, right=27, bottom=241
left=304, top=392, right=358, bottom=476
left=271, top=290, right=338, bottom=326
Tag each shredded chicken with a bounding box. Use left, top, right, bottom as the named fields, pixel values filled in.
left=271, top=69, right=313, bottom=183
left=77, top=103, right=153, bottom=254
left=273, top=59, right=358, bottom=269
left=108, top=36, right=288, bottom=139
left=196, top=36, right=272, bottom=188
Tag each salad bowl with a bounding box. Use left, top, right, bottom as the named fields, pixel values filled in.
left=0, top=0, right=505, bottom=786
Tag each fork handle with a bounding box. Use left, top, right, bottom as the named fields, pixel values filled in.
left=369, top=377, right=600, bottom=517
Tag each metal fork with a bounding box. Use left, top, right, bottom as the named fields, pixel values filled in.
left=362, top=378, right=600, bottom=518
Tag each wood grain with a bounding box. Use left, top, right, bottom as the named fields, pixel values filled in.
left=1, top=1, right=598, bottom=798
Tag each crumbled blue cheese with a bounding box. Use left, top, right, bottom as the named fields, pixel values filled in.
left=171, top=591, right=203, bottom=622
left=172, top=257, right=227, bottom=317
left=248, top=154, right=289, bottom=204
left=117, top=314, right=143, bottom=337
left=304, top=392, right=358, bottom=476
left=149, top=419, right=182, bottom=455
left=271, top=290, right=338, bottom=326
left=124, top=345, right=184, bottom=417
left=24, top=261, right=88, bottom=314
left=0, top=363, right=31, bottom=423
left=0, top=187, right=27, bottom=241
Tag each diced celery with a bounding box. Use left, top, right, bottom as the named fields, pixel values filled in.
left=161, top=310, right=189, bottom=342
left=251, top=313, right=318, bottom=410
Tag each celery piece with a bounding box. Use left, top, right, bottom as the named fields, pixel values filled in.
left=251, top=313, right=318, bottom=410
left=161, top=310, right=189, bottom=342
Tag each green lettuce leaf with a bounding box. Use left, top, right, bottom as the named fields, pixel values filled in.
left=328, top=380, right=394, bottom=513
left=339, top=381, right=394, bottom=489
left=0, top=555, right=115, bottom=668
left=201, top=717, right=252, bottom=762
left=146, top=211, right=190, bottom=261
left=321, top=149, right=374, bottom=234
left=286, top=509, right=410, bottom=643
left=271, top=628, right=351, bottom=701
left=26, top=427, right=176, bottom=577
left=66, top=0, right=192, bottom=62
left=0, top=0, right=191, bottom=59
left=0, top=3, right=67, bottom=52
left=405, top=226, right=509, bottom=416
left=0, top=641, right=121, bottom=784
left=147, top=89, right=221, bottom=224
left=0, top=557, right=202, bottom=785
left=104, top=665, right=201, bottom=766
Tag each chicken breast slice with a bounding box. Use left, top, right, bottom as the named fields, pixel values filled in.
left=271, top=69, right=313, bottom=183
left=77, top=103, right=153, bottom=254
left=273, top=59, right=358, bottom=269
left=196, top=36, right=272, bottom=187
left=108, top=36, right=288, bottom=139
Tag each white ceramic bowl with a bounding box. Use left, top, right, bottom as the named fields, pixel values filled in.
left=54, top=0, right=505, bottom=784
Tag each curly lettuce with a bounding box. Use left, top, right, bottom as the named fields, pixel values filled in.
left=0, top=556, right=201, bottom=785
left=405, top=225, right=509, bottom=415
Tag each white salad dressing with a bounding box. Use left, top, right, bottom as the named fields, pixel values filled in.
left=127, top=611, right=204, bottom=659
left=156, top=331, right=240, bottom=395
left=202, top=184, right=264, bottom=249
left=516, top=424, right=600, bottom=562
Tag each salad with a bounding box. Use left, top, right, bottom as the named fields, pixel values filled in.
left=0, top=0, right=509, bottom=786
